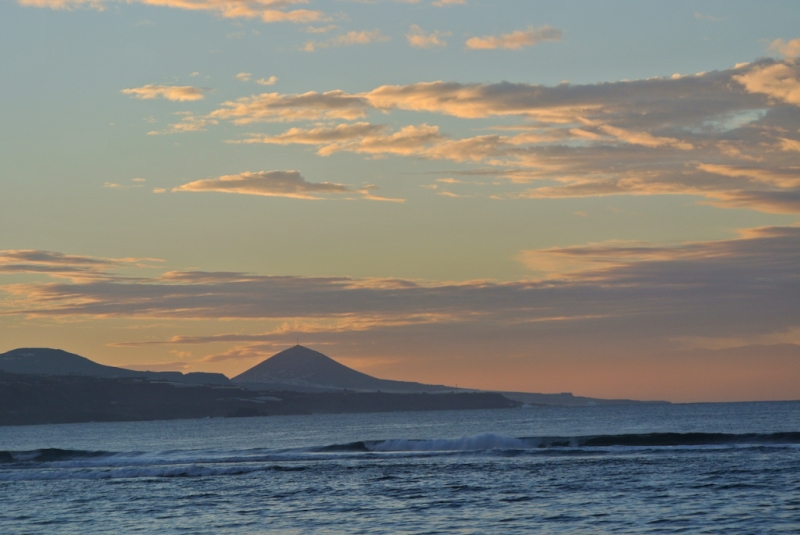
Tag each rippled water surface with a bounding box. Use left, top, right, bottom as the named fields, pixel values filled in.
left=1, top=402, right=799, bottom=533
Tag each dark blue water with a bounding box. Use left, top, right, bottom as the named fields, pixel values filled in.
left=1, top=402, right=799, bottom=533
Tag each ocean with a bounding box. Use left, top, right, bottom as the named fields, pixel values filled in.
left=1, top=401, right=799, bottom=534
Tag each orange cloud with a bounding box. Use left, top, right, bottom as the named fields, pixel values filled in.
left=122, top=84, right=205, bottom=102
left=769, top=37, right=800, bottom=59
left=20, top=0, right=327, bottom=23
left=303, top=29, right=390, bottom=52
left=183, top=59, right=800, bottom=214
left=209, top=91, right=370, bottom=123
left=406, top=25, right=450, bottom=48
left=172, top=170, right=352, bottom=199
left=172, top=170, right=402, bottom=201
left=18, top=0, right=104, bottom=9
left=733, top=63, right=800, bottom=106
left=466, top=25, right=562, bottom=50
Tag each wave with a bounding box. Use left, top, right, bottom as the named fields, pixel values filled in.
left=324, top=432, right=800, bottom=452
left=0, top=463, right=305, bottom=481
left=0, top=448, right=114, bottom=464
left=5, top=432, right=800, bottom=466
left=2, top=432, right=798, bottom=481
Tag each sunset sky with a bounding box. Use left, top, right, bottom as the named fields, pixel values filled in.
left=2, top=0, right=799, bottom=402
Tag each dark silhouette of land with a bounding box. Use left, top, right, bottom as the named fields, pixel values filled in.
left=0, top=348, right=229, bottom=385
left=0, top=371, right=519, bottom=426
left=233, top=346, right=666, bottom=406
left=233, top=345, right=454, bottom=392
left=0, top=345, right=665, bottom=425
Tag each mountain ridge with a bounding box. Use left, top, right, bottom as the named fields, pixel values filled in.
left=0, top=348, right=229, bottom=385
left=0, top=346, right=668, bottom=405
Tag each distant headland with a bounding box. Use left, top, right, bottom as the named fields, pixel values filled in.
left=0, top=346, right=666, bottom=426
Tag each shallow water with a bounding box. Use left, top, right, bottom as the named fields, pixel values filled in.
left=1, top=402, right=799, bottom=533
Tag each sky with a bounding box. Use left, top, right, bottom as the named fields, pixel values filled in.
left=1, top=0, right=799, bottom=402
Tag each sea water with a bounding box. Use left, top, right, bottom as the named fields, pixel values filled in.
left=1, top=401, right=799, bottom=533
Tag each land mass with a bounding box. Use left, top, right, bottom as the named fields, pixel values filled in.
left=0, top=346, right=666, bottom=425
left=0, top=371, right=519, bottom=426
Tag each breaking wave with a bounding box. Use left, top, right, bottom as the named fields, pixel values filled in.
left=2, top=432, right=798, bottom=481
left=0, top=448, right=114, bottom=464
left=324, top=431, right=800, bottom=452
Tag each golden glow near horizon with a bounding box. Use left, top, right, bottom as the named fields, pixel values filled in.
left=1, top=1, right=799, bottom=402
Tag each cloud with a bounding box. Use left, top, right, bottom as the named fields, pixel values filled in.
left=406, top=25, right=449, bottom=48
left=237, top=122, right=444, bottom=157
left=103, top=178, right=146, bottom=189
left=780, top=138, right=800, bottom=152
left=171, top=170, right=402, bottom=201
left=235, top=72, right=252, bottom=82
left=121, top=84, right=205, bottom=102
left=172, top=170, right=351, bottom=199
left=303, top=24, right=337, bottom=34
left=5, top=226, right=800, bottom=400
left=236, top=122, right=387, bottom=146
left=0, top=250, right=158, bottom=282
left=148, top=113, right=218, bottom=134
left=4, top=228, right=799, bottom=356
left=18, top=0, right=105, bottom=9
left=701, top=189, right=800, bottom=214
left=196, top=59, right=800, bottom=213
left=733, top=62, right=800, bottom=105
left=597, top=124, right=693, bottom=150
left=19, top=0, right=327, bottom=23
left=256, top=76, right=278, bottom=86
left=303, top=29, right=390, bottom=52
left=465, top=25, right=562, bottom=50
left=123, top=360, right=192, bottom=371
left=769, top=38, right=800, bottom=59
left=432, top=0, right=464, bottom=5
left=210, top=91, right=370, bottom=123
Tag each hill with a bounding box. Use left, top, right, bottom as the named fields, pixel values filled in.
left=232, top=345, right=454, bottom=393
left=0, top=348, right=229, bottom=385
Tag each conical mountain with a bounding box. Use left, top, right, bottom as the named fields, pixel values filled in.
left=232, top=345, right=452, bottom=393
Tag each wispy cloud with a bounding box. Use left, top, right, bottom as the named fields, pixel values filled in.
left=210, top=91, right=370, bottom=123
left=172, top=170, right=402, bottom=201
left=204, top=58, right=800, bottom=213
left=4, top=228, right=799, bottom=352
left=235, top=122, right=444, bottom=157
left=406, top=25, right=449, bottom=48
left=19, top=0, right=327, bottom=23
left=0, top=250, right=159, bottom=282
left=173, top=170, right=351, bottom=199
left=122, top=84, right=206, bottom=101
left=118, top=60, right=800, bottom=214
left=256, top=76, right=278, bottom=86
left=303, top=29, right=390, bottom=52
left=148, top=113, right=218, bottom=134
left=18, top=0, right=105, bottom=9
left=769, top=38, right=800, bottom=59
left=465, top=25, right=562, bottom=50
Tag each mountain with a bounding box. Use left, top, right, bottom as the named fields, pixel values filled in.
left=0, top=346, right=667, bottom=406
left=232, top=345, right=454, bottom=393
left=0, top=348, right=229, bottom=385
